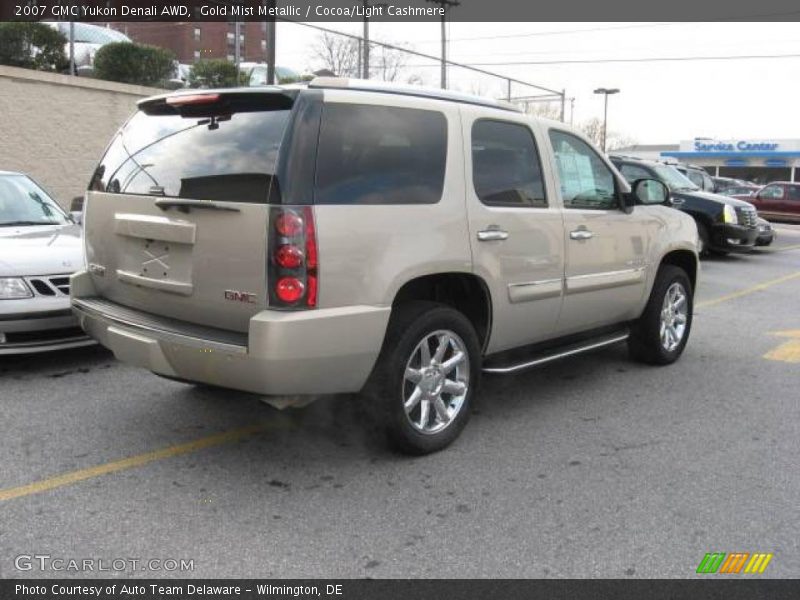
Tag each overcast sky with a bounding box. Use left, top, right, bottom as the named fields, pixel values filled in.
left=269, top=21, right=800, bottom=144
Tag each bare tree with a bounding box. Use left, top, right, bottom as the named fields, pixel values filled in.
left=580, top=117, right=605, bottom=147
left=521, top=102, right=561, bottom=120
left=312, top=32, right=359, bottom=78
left=374, top=43, right=408, bottom=82
left=579, top=117, right=637, bottom=152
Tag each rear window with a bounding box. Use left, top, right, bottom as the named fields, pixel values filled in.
left=90, top=104, right=291, bottom=204
left=314, top=104, right=447, bottom=205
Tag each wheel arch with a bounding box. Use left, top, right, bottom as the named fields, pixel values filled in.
left=391, top=272, right=493, bottom=353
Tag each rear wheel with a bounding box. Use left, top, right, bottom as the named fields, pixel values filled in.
left=628, top=265, right=693, bottom=365
left=362, top=301, right=481, bottom=455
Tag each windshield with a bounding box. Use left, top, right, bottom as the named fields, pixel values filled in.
left=0, top=175, right=70, bottom=227
left=652, top=164, right=699, bottom=191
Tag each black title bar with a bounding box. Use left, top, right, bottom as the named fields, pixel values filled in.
left=3, top=0, right=800, bottom=21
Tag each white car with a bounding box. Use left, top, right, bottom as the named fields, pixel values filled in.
left=0, top=172, right=93, bottom=355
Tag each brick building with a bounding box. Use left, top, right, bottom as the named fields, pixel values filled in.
left=109, top=22, right=269, bottom=64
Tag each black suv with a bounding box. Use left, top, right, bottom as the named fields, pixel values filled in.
left=610, top=156, right=758, bottom=256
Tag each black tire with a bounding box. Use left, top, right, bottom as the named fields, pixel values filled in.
left=628, top=265, right=693, bottom=365
left=362, top=301, right=482, bottom=455
left=696, top=222, right=711, bottom=258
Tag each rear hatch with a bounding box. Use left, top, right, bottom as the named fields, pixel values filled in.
left=84, top=90, right=297, bottom=332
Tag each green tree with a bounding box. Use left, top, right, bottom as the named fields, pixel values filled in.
left=0, top=22, right=68, bottom=71
left=93, top=42, right=175, bottom=87
left=189, top=59, right=244, bottom=88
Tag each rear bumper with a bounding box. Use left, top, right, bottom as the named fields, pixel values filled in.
left=710, top=223, right=758, bottom=252
left=71, top=271, right=391, bottom=396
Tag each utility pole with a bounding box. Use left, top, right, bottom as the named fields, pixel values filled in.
left=266, top=0, right=276, bottom=84
left=234, top=20, right=241, bottom=79
left=426, top=0, right=460, bottom=89
left=362, top=0, right=370, bottom=79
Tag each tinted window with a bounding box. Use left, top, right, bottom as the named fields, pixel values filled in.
left=549, top=130, right=617, bottom=210
left=471, top=120, right=547, bottom=208
left=787, top=185, right=800, bottom=201
left=90, top=108, right=291, bottom=203
left=315, top=104, right=447, bottom=205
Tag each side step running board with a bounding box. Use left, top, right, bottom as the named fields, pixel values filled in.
left=482, top=330, right=629, bottom=374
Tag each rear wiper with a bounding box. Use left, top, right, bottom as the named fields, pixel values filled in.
left=0, top=220, right=60, bottom=227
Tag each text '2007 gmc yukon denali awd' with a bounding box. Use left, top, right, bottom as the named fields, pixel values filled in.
left=72, top=79, right=699, bottom=454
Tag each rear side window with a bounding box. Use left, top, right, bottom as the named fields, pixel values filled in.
left=90, top=105, right=291, bottom=203
left=314, top=104, right=447, bottom=205
left=471, top=120, right=547, bottom=208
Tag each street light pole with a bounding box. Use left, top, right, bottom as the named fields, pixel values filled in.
left=593, top=87, right=620, bottom=152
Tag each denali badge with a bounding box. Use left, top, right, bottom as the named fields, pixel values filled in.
left=224, top=290, right=257, bottom=304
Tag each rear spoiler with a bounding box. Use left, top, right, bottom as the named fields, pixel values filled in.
left=138, top=88, right=300, bottom=116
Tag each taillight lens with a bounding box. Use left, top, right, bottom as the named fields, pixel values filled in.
left=275, top=277, right=305, bottom=303
left=268, top=207, right=318, bottom=309
left=275, top=244, right=304, bottom=269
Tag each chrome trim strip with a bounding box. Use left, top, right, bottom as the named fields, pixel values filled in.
left=566, top=267, right=646, bottom=294
left=72, top=300, right=247, bottom=355
left=507, top=278, right=563, bottom=303
left=483, top=332, right=629, bottom=374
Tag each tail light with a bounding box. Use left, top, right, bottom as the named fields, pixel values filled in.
left=268, top=207, right=318, bottom=309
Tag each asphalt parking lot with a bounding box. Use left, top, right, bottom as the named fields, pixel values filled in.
left=1, top=225, right=799, bottom=579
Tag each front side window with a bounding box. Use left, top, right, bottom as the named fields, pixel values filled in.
left=760, top=185, right=784, bottom=199
left=471, top=120, right=547, bottom=208
left=315, top=104, right=447, bottom=205
left=549, top=130, right=617, bottom=210
left=685, top=170, right=704, bottom=188
left=618, top=164, right=651, bottom=183
left=0, top=175, right=70, bottom=226
left=90, top=98, right=292, bottom=204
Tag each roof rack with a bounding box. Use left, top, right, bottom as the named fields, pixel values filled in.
left=308, top=77, right=521, bottom=113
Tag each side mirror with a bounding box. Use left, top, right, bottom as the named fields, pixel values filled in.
left=631, top=178, right=670, bottom=206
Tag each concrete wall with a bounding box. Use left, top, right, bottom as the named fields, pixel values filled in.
left=0, top=66, right=163, bottom=209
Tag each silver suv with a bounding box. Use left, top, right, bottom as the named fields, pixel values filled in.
left=72, top=79, right=699, bottom=454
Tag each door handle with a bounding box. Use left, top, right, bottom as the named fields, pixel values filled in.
left=569, top=229, right=593, bottom=240
left=477, top=229, right=509, bottom=242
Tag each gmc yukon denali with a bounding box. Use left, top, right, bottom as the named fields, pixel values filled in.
left=72, top=79, right=699, bottom=454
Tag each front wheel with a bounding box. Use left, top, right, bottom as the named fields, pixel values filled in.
left=628, top=265, right=693, bottom=365
left=362, top=301, right=481, bottom=455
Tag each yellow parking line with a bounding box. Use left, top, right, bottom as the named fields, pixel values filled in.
left=0, top=425, right=266, bottom=502
left=697, top=271, right=800, bottom=308
left=757, top=243, right=800, bottom=253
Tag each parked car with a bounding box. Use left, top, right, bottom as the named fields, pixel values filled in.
left=755, top=217, right=776, bottom=246
left=0, top=172, right=93, bottom=354
left=712, top=176, right=759, bottom=196
left=73, top=79, right=698, bottom=454
left=734, top=182, right=800, bottom=223
left=611, top=156, right=759, bottom=256
left=46, top=22, right=131, bottom=68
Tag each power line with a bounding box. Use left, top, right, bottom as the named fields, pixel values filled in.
left=406, top=53, right=800, bottom=67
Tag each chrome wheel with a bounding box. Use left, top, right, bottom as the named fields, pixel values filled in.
left=660, top=282, right=688, bottom=352
left=402, top=329, right=470, bottom=435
